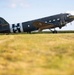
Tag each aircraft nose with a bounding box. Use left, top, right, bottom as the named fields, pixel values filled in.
left=69, top=15, right=74, bottom=20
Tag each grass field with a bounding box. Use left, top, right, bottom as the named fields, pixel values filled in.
left=0, top=33, right=74, bottom=75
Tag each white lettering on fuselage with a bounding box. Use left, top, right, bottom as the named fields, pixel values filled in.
left=9, top=23, right=23, bottom=33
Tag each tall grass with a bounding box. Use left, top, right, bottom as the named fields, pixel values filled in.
left=0, top=33, right=74, bottom=75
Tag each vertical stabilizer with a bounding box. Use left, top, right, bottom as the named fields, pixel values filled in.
left=0, top=17, right=10, bottom=33
left=0, top=17, right=9, bottom=25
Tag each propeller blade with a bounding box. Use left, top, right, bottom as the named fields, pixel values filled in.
left=69, top=15, right=74, bottom=19
left=70, top=22, right=72, bottom=25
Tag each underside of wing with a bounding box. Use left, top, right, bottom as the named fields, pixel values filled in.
left=33, top=21, right=55, bottom=31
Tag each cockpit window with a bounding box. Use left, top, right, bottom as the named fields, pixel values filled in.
left=67, top=14, right=71, bottom=17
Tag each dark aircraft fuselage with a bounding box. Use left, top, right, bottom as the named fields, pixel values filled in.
left=0, top=13, right=74, bottom=33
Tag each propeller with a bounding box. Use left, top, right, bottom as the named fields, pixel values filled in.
left=60, top=14, right=66, bottom=25
left=69, top=15, right=74, bottom=19
left=70, top=22, right=72, bottom=25
left=68, top=15, right=74, bottom=25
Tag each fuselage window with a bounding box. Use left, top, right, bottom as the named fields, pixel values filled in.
left=45, top=21, right=47, bottom=23
left=28, top=25, right=30, bottom=27
left=67, top=14, right=70, bottom=17
left=53, top=19, right=55, bottom=21
left=57, top=18, right=60, bottom=21
left=49, top=20, right=51, bottom=22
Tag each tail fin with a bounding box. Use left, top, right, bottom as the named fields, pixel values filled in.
left=0, top=17, right=9, bottom=25
left=0, top=17, right=10, bottom=33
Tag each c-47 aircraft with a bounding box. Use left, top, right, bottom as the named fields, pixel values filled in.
left=0, top=13, right=74, bottom=33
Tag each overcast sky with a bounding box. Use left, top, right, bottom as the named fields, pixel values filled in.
left=0, top=0, right=74, bottom=30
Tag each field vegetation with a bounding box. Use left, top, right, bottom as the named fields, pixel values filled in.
left=0, top=33, right=74, bottom=75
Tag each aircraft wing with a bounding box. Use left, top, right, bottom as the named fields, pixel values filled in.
left=33, top=21, right=55, bottom=31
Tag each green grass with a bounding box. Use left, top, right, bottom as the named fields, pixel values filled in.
left=0, top=33, right=74, bottom=75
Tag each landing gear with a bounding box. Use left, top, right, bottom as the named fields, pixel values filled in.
left=52, top=30, right=57, bottom=33
left=27, top=31, right=31, bottom=34
left=50, top=29, right=58, bottom=33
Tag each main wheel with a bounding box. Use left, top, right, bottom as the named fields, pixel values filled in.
left=52, top=30, right=57, bottom=33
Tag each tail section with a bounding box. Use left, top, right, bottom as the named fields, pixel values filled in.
left=0, top=17, right=9, bottom=25
left=0, top=17, right=10, bottom=33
